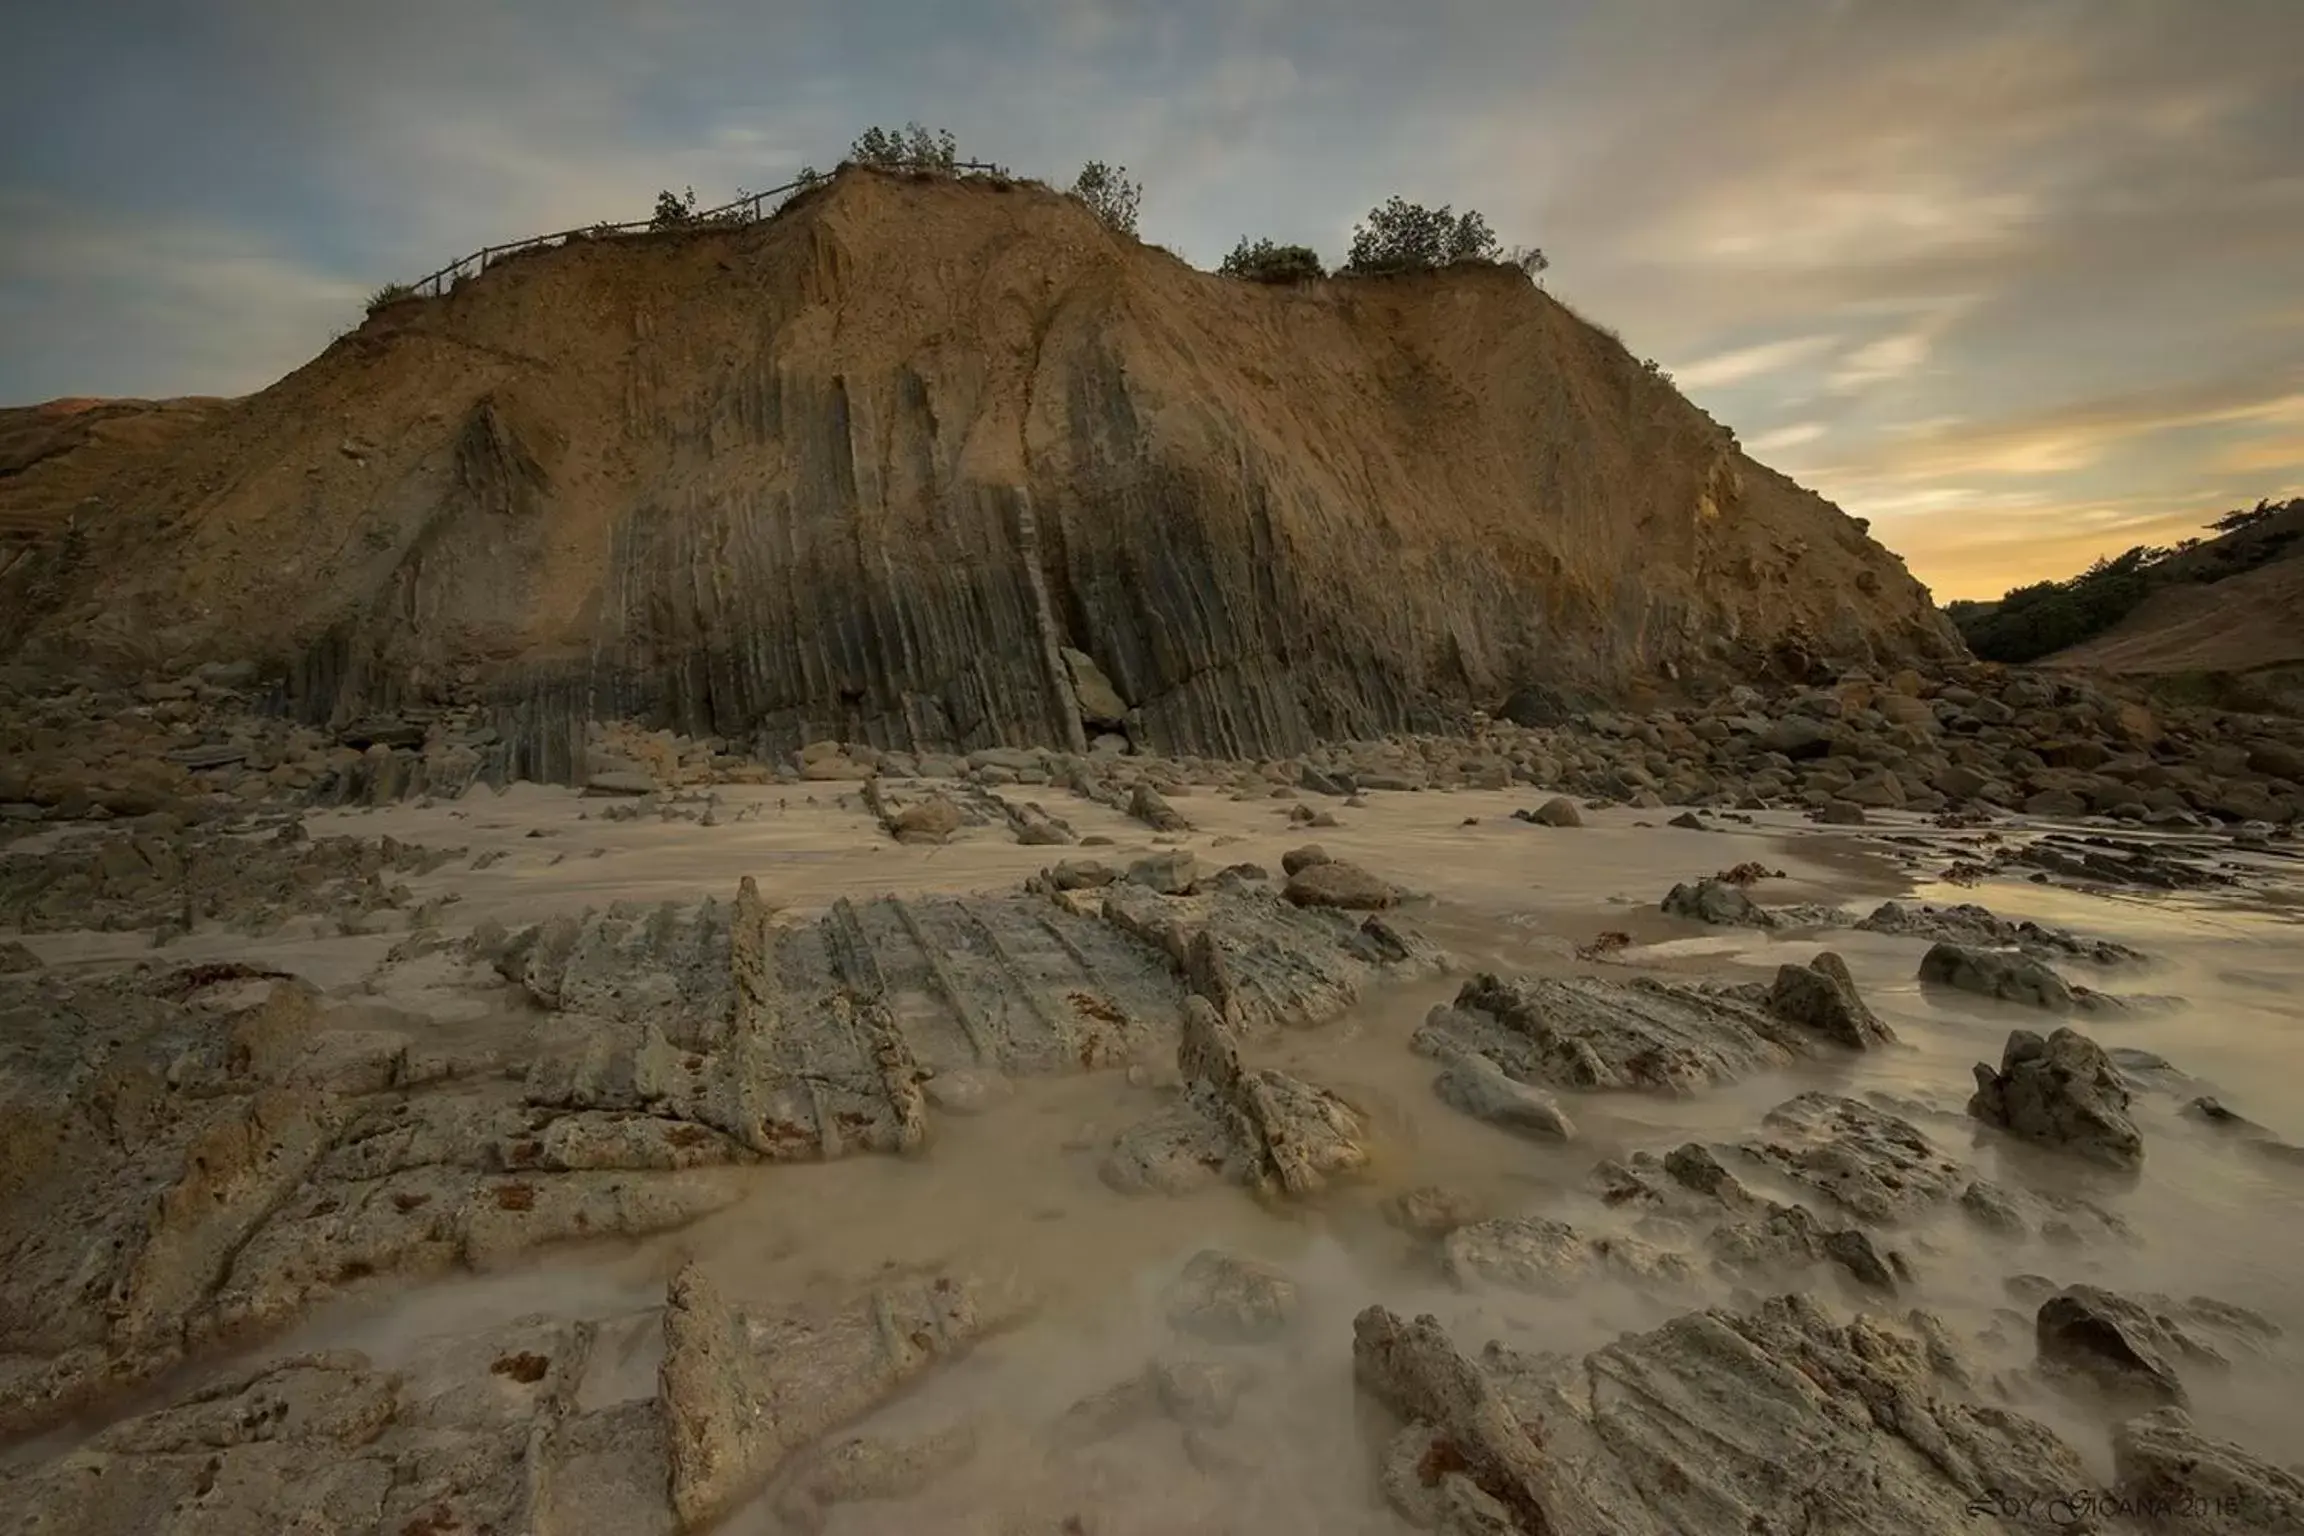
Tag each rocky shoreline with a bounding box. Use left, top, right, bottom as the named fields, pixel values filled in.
left=2, top=659, right=2301, bottom=1533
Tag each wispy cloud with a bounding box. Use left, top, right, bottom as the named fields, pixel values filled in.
left=1748, top=421, right=1826, bottom=453
left=1672, top=335, right=1839, bottom=390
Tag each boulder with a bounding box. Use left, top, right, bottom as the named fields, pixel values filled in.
left=1283, top=859, right=1397, bottom=910
left=1279, top=844, right=1331, bottom=876
left=2036, top=1285, right=2201, bottom=1405
left=1661, top=877, right=1777, bottom=928
left=1970, top=1027, right=2143, bottom=1169
left=1124, top=851, right=1199, bottom=896
left=1919, top=941, right=2083, bottom=1012
left=1516, top=796, right=1583, bottom=827
left=1432, top=1050, right=1576, bottom=1141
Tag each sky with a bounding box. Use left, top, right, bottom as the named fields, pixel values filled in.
left=3, top=0, right=2299, bottom=601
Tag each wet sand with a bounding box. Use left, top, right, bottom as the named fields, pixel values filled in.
left=9, top=778, right=2304, bottom=1531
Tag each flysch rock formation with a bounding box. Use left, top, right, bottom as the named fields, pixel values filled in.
left=0, top=164, right=1957, bottom=772
left=1413, top=952, right=1892, bottom=1096
left=0, top=865, right=1439, bottom=1441
left=1353, top=1295, right=2104, bottom=1536
left=0, top=1260, right=1028, bottom=1536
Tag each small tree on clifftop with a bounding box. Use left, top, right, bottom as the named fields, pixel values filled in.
left=1070, top=161, right=1143, bottom=235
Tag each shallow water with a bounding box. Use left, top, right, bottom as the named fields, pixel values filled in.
left=16, top=788, right=2304, bottom=1530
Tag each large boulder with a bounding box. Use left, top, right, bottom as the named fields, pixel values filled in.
left=1969, top=1027, right=2144, bottom=1169
left=1919, top=941, right=2084, bottom=1012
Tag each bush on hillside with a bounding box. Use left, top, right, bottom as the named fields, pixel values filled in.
left=1343, top=197, right=1502, bottom=275
left=1218, top=237, right=1326, bottom=284
left=365, top=282, right=416, bottom=315
left=1070, top=161, right=1142, bottom=236
left=652, top=187, right=699, bottom=229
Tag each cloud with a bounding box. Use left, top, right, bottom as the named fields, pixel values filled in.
left=1827, top=327, right=1937, bottom=392
left=1672, top=335, right=1838, bottom=390
left=0, top=192, right=367, bottom=400
left=1748, top=421, right=1826, bottom=453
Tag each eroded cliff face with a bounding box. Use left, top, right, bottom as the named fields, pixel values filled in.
left=0, top=167, right=1960, bottom=765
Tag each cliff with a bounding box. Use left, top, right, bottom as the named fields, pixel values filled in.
left=0, top=166, right=1961, bottom=768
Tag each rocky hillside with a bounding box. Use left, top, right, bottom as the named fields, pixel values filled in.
left=0, top=166, right=1958, bottom=772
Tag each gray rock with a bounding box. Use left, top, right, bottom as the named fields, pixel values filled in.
left=1919, top=941, right=2089, bottom=1013
left=921, top=1068, right=1014, bottom=1116
left=583, top=770, right=659, bottom=797
left=1661, top=877, right=1777, bottom=928
left=1763, top=717, right=1835, bottom=759
left=2037, top=1284, right=2209, bottom=1405
left=1970, top=1027, right=2144, bottom=1169
left=1283, top=859, right=1397, bottom=910
left=1163, top=1250, right=1297, bottom=1343
left=1432, top=1050, right=1577, bottom=1140
left=1517, top=796, right=1583, bottom=827
left=1279, top=843, right=1331, bottom=875
left=0, top=939, right=39, bottom=972
left=1765, top=951, right=1892, bottom=1049
left=1857, top=901, right=2143, bottom=965
left=1127, top=783, right=1190, bottom=832
left=1062, top=647, right=1129, bottom=725
left=1124, top=850, right=1199, bottom=895
left=1383, top=1185, right=1485, bottom=1240
left=1442, top=1217, right=1694, bottom=1296
left=1042, top=858, right=1116, bottom=891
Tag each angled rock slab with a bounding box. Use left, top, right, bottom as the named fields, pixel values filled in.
left=1590, top=1143, right=1903, bottom=1292
left=2113, top=1407, right=2304, bottom=1534
left=2035, top=1284, right=2256, bottom=1408
left=1354, top=1294, right=2104, bottom=1536
left=660, top=1262, right=1033, bottom=1532
left=1858, top=901, right=2143, bottom=965
left=1414, top=952, right=1892, bottom=1096
left=0, top=1314, right=602, bottom=1536
left=1102, top=998, right=1369, bottom=1198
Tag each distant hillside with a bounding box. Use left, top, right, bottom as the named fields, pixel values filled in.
left=1945, top=497, right=2304, bottom=669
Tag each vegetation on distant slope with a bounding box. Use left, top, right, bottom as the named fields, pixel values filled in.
left=1946, top=498, right=2303, bottom=663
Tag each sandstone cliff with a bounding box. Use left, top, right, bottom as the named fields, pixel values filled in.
left=0, top=166, right=1959, bottom=768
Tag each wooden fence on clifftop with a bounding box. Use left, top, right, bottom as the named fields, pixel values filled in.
left=399, top=162, right=1012, bottom=298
